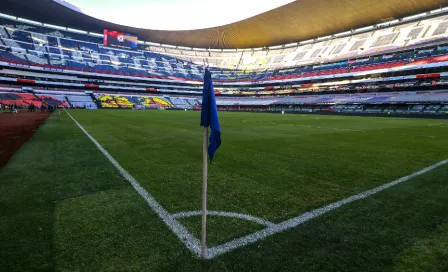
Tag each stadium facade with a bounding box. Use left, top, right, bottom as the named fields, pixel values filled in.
left=0, top=1, right=448, bottom=116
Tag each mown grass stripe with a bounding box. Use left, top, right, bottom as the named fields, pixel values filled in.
left=65, top=110, right=202, bottom=256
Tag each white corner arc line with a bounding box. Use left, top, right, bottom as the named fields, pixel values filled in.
left=205, top=158, right=448, bottom=259
left=172, top=210, right=275, bottom=227
left=65, top=110, right=202, bottom=257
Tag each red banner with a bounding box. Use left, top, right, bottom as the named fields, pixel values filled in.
left=416, top=73, right=440, bottom=79
left=17, top=78, right=35, bottom=84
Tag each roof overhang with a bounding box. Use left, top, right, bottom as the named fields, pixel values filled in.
left=0, top=0, right=446, bottom=49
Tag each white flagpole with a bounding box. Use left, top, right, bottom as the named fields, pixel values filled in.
left=201, top=126, right=209, bottom=259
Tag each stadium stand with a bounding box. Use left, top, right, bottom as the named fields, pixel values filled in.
left=0, top=91, right=68, bottom=108
left=0, top=10, right=447, bottom=116
left=0, top=13, right=448, bottom=83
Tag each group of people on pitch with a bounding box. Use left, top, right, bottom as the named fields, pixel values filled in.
left=36, top=103, right=55, bottom=112
left=7, top=104, right=18, bottom=113
left=3, top=103, right=56, bottom=113
left=28, top=103, right=36, bottom=112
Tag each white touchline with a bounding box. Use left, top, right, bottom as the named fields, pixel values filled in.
left=66, top=109, right=448, bottom=260
left=65, top=110, right=202, bottom=257
left=205, top=158, right=448, bottom=259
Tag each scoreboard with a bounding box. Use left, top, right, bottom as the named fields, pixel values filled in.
left=103, top=29, right=138, bottom=50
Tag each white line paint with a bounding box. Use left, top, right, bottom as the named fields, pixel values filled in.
left=173, top=210, right=275, bottom=227
left=206, top=158, right=448, bottom=259
left=65, top=110, right=202, bottom=257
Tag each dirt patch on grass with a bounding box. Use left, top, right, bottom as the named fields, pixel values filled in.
left=0, top=112, right=50, bottom=167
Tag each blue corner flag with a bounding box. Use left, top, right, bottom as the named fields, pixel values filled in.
left=200, top=69, right=221, bottom=163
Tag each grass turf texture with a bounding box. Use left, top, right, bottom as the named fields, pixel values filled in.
left=0, top=110, right=447, bottom=271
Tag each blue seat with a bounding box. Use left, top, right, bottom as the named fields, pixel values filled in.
left=90, top=64, right=111, bottom=73
left=62, top=49, right=71, bottom=57
left=10, top=30, right=33, bottom=43
left=118, top=57, right=134, bottom=64
left=129, top=68, right=148, bottom=76
left=60, top=38, right=98, bottom=52
left=99, top=47, right=116, bottom=55
left=66, top=60, right=89, bottom=70
left=48, top=47, right=61, bottom=54
left=16, top=41, right=34, bottom=50
left=26, top=54, right=49, bottom=65
left=47, top=36, right=59, bottom=47
left=0, top=50, right=29, bottom=63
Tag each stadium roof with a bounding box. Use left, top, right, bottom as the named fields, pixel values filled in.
left=0, top=0, right=446, bottom=49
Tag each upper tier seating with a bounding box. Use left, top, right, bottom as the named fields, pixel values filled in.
left=0, top=14, right=448, bottom=83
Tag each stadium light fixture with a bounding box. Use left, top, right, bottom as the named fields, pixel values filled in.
left=17, top=17, right=42, bottom=26
left=376, top=19, right=399, bottom=28
left=0, top=13, right=17, bottom=20
left=388, top=19, right=399, bottom=25
left=334, top=31, right=352, bottom=37
left=162, top=44, right=177, bottom=48
left=43, top=23, right=66, bottom=30
left=429, top=7, right=448, bottom=14
left=354, top=26, right=374, bottom=32
left=284, top=42, right=298, bottom=47
left=300, top=39, right=314, bottom=45
left=402, top=12, right=427, bottom=21
left=268, top=45, right=283, bottom=50
left=89, top=32, right=103, bottom=37
left=67, top=28, right=87, bottom=34
left=145, top=42, right=161, bottom=46
left=316, top=35, right=331, bottom=41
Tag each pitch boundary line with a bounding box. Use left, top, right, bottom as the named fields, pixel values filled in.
left=65, top=110, right=202, bottom=257
left=66, top=110, right=448, bottom=260
left=205, top=158, right=448, bottom=259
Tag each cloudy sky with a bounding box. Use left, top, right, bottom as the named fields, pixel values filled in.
left=63, top=0, right=295, bottom=30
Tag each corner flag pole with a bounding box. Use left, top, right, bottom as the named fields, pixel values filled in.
left=200, top=68, right=221, bottom=260
left=201, top=126, right=209, bottom=259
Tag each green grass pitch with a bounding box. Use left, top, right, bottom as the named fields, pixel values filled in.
left=1, top=110, right=448, bottom=271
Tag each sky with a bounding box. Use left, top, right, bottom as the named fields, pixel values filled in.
left=60, top=0, right=295, bottom=30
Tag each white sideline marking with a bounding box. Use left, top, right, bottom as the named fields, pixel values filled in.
left=205, top=158, right=448, bottom=259
left=65, top=110, right=202, bottom=257
left=173, top=210, right=275, bottom=227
